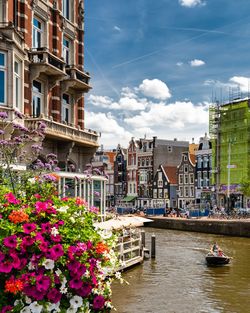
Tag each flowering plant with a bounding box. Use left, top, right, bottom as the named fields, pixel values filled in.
left=0, top=183, right=119, bottom=313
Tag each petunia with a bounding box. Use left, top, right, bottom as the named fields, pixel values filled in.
left=29, top=301, right=43, bottom=313
left=77, top=283, right=92, bottom=298
left=23, top=223, right=37, bottom=234
left=47, top=288, right=62, bottom=304
left=50, top=244, right=64, bottom=260
left=69, top=278, right=83, bottom=289
left=93, top=295, right=106, bottom=310
left=3, top=235, right=18, bottom=248
left=42, top=259, right=55, bottom=270
left=1, top=305, right=14, bottom=313
left=69, top=295, right=83, bottom=309
left=36, top=275, right=51, bottom=292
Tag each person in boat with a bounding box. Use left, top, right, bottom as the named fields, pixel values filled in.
left=210, top=242, right=220, bottom=255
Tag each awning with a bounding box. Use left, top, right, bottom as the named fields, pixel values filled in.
left=122, top=196, right=137, bottom=202
left=94, top=216, right=153, bottom=230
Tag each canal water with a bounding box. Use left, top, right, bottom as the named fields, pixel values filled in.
left=111, top=228, right=250, bottom=313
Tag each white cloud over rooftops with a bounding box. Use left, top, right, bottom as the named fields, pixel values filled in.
left=190, top=59, right=205, bottom=67
left=229, top=76, right=250, bottom=93
left=179, top=0, right=206, bottom=8
left=138, top=79, right=171, bottom=100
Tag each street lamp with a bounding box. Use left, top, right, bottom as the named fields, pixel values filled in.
left=227, top=138, right=236, bottom=213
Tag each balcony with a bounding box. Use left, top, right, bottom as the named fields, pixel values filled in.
left=62, top=66, right=91, bottom=96
left=29, top=48, right=67, bottom=87
left=24, top=116, right=99, bottom=148
left=0, top=22, right=24, bottom=48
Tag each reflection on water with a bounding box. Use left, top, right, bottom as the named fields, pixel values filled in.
left=111, top=228, right=250, bottom=313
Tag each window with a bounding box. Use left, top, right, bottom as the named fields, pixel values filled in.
left=33, top=17, right=43, bottom=48
left=62, top=94, right=71, bottom=123
left=0, top=51, right=6, bottom=104
left=158, top=189, right=163, bottom=198
left=184, top=186, right=189, bottom=197
left=158, top=172, right=163, bottom=187
left=164, top=190, right=168, bottom=199
left=133, top=184, right=136, bottom=194
left=62, top=0, right=71, bottom=20
left=184, top=174, right=188, bottom=184
left=197, top=156, right=202, bottom=168
left=63, top=37, right=71, bottom=65
left=168, top=146, right=172, bottom=152
left=179, top=174, right=183, bottom=184
left=203, top=156, right=208, bottom=168
left=197, top=172, right=201, bottom=188
left=179, top=186, right=183, bottom=197
left=0, top=0, right=6, bottom=22
left=189, top=173, right=194, bottom=184
left=14, top=60, right=22, bottom=110
left=32, top=80, right=43, bottom=117
left=203, top=172, right=207, bottom=187
left=184, top=155, right=187, bottom=161
left=153, top=189, right=157, bottom=199
left=190, top=186, right=194, bottom=197
left=209, top=156, right=212, bottom=168
left=184, top=165, right=188, bottom=173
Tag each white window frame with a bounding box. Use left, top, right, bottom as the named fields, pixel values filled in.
left=197, top=172, right=201, bottom=188
left=189, top=173, right=194, bottom=184
left=32, top=80, right=43, bottom=117
left=203, top=172, right=207, bottom=187
left=184, top=186, right=189, bottom=197
left=0, top=51, right=7, bottom=105
left=63, top=36, right=71, bottom=65
left=14, top=58, right=22, bottom=111
left=62, top=93, right=71, bottom=124
left=179, top=174, right=183, bottom=184
left=33, top=17, right=44, bottom=48
left=62, top=0, right=71, bottom=21
left=184, top=174, right=189, bottom=184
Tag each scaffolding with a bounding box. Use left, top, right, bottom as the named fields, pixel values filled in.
left=209, top=97, right=250, bottom=207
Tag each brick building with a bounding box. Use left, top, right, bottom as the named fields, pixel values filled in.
left=0, top=0, right=99, bottom=171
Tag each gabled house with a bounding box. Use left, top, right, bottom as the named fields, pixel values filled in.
left=152, top=165, right=178, bottom=209
left=177, top=152, right=196, bottom=209
left=114, top=144, right=127, bottom=205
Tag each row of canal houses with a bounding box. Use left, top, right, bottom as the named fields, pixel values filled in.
left=92, top=134, right=212, bottom=210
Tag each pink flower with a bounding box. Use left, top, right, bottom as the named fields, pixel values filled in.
left=1, top=305, right=13, bottom=313
left=41, top=222, right=52, bottom=234
left=35, top=201, right=48, bottom=213
left=3, top=235, right=17, bottom=248
left=0, top=252, right=5, bottom=262
left=93, top=295, right=105, bottom=310
left=36, top=274, right=51, bottom=292
left=10, top=253, right=21, bottom=269
left=69, top=278, right=83, bottom=289
left=23, top=223, right=37, bottom=234
left=34, top=193, right=42, bottom=199
left=47, top=288, right=62, bottom=303
left=22, top=236, right=35, bottom=247
left=4, top=192, right=20, bottom=204
left=0, top=262, right=12, bottom=273
left=50, top=234, right=62, bottom=243
left=50, top=244, right=64, bottom=260
left=77, top=283, right=92, bottom=297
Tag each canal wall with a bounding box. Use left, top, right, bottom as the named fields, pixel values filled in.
left=145, top=217, right=250, bottom=237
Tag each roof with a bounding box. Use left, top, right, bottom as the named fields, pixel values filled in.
left=94, top=216, right=153, bottom=230
left=122, top=195, right=137, bottom=202
left=162, top=166, right=178, bottom=184
left=189, top=154, right=196, bottom=165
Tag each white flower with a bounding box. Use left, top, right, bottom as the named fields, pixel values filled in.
left=46, top=302, right=60, bottom=312
left=42, top=259, right=55, bottom=270
left=69, top=217, right=76, bottom=223
left=28, top=262, right=35, bottom=270
left=28, top=177, right=36, bottom=184
left=20, top=307, right=31, bottom=313
left=70, top=295, right=83, bottom=309
left=66, top=307, right=77, bottom=313
left=14, top=299, right=23, bottom=306
left=115, top=271, right=122, bottom=279
left=60, top=285, right=68, bottom=294
left=51, top=227, right=59, bottom=236
left=57, top=205, right=69, bottom=213
left=25, top=297, right=32, bottom=304
left=29, top=301, right=43, bottom=313
left=55, top=268, right=62, bottom=276
left=85, top=270, right=90, bottom=278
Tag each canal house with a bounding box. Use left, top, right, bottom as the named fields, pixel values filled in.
left=177, top=152, right=196, bottom=209
left=152, top=165, right=178, bottom=209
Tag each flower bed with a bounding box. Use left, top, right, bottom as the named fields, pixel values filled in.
left=0, top=179, right=118, bottom=313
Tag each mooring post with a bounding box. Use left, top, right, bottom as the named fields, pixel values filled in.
left=141, top=230, right=146, bottom=248
left=151, top=234, right=156, bottom=258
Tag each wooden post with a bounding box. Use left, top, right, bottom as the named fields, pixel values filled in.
left=151, top=234, right=156, bottom=258
left=141, top=230, right=146, bottom=248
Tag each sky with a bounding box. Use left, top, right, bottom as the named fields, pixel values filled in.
left=84, top=0, right=250, bottom=149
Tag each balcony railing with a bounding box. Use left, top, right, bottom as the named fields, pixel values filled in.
left=63, top=66, right=91, bottom=93
left=29, top=48, right=66, bottom=82
left=24, top=116, right=99, bottom=147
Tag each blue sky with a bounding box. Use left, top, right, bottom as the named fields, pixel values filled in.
left=84, top=0, right=250, bottom=148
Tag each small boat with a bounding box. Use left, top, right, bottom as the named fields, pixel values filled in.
left=206, top=252, right=231, bottom=266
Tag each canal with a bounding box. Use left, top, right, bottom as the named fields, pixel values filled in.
left=111, top=228, right=250, bottom=313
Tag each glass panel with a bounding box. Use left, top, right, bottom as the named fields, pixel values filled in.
left=0, top=70, right=5, bottom=103
left=33, top=18, right=41, bottom=29
left=0, top=53, right=5, bottom=66
left=33, top=80, right=41, bottom=93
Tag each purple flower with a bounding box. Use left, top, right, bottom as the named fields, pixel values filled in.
left=23, top=223, right=37, bottom=234
left=36, top=274, right=51, bottom=292
left=49, top=244, right=64, bottom=260
left=22, top=236, right=35, bottom=247
left=1, top=305, right=13, bottom=313
left=0, top=130, right=4, bottom=135
left=93, top=295, right=105, bottom=310
left=0, top=111, right=8, bottom=119
left=69, top=278, right=83, bottom=289
left=47, top=288, right=62, bottom=303
left=3, top=235, right=18, bottom=248
left=77, top=283, right=92, bottom=297
left=14, top=110, right=24, bottom=119
left=0, top=262, right=12, bottom=273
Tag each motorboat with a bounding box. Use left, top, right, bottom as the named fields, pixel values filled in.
left=206, top=252, right=231, bottom=266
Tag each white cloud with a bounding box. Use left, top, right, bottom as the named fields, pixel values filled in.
left=179, top=0, right=206, bottom=8
left=88, top=95, right=113, bottom=108
left=229, top=76, right=250, bottom=93
left=114, top=25, right=121, bottom=32
left=85, top=111, right=133, bottom=147
left=138, top=79, right=171, bottom=100
left=176, top=62, right=184, bottom=67
left=190, top=59, right=205, bottom=67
